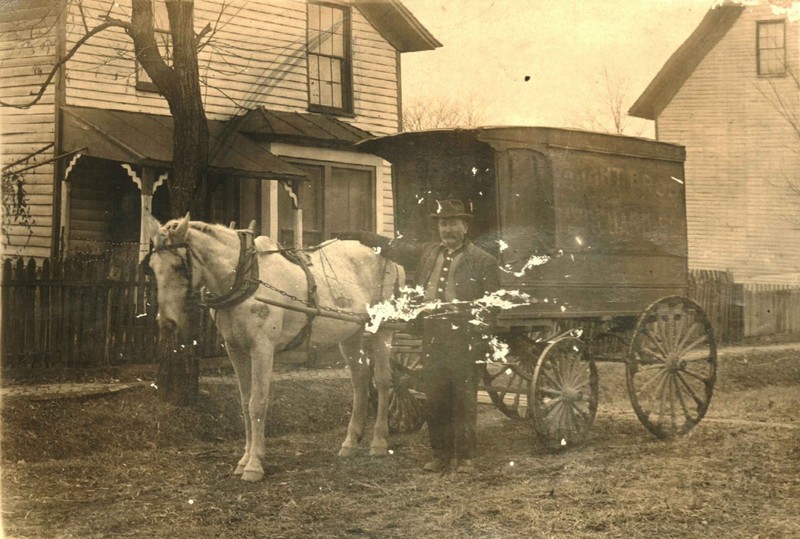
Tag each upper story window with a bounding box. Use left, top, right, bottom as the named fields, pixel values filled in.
left=307, top=2, right=353, bottom=114
left=757, top=20, right=786, bottom=76
left=136, top=1, right=172, bottom=92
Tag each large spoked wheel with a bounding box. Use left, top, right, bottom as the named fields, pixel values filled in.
left=385, top=334, right=427, bottom=434
left=482, top=336, right=536, bottom=420
left=627, top=296, right=717, bottom=438
left=529, top=336, right=599, bottom=451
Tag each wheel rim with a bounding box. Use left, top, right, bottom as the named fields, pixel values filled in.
left=483, top=358, right=534, bottom=420
left=627, top=296, right=717, bottom=438
left=483, top=330, right=552, bottom=420
left=387, top=348, right=427, bottom=434
left=530, top=336, right=598, bottom=451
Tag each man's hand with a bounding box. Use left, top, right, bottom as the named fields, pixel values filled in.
left=334, top=231, right=391, bottom=250
left=334, top=231, right=363, bottom=242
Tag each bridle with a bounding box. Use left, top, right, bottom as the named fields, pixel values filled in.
left=143, top=230, right=260, bottom=311
left=143, top=241, right=197, bottom=309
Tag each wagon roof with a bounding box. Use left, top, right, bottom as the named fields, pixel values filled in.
left=358, top=126, right=686, bottom=163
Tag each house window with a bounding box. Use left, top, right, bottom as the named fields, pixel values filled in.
left=307, top=2, right=353, bottom=114
left=136, top=1, right=171, bottom=92
left=278, top=161, right=373, bottom=246
left=757, top=20, right=786, bottom=76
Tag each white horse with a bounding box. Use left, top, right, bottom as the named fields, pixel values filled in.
left=144, top=213, right=402, bottom=482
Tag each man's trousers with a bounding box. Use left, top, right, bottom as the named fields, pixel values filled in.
left=421, top=316, right=483, bottom=460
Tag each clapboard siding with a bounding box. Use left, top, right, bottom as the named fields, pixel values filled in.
left=63, top=0, right=399, bottom=135
left=0, top=2, right=60, bottom=259
left=2, top=0, right=408, bottom=259
left=657, top=3, right=800, bottom=283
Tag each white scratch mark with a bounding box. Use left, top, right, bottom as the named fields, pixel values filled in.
left=136, top=313, right=147, bottom=318
left=497, top=239, right=508, bottom=252
left=500, top=254, right=551, bottom=277
left=575, top=236, right=583, bottom=246
left=671, top=176, right=684, bottom=184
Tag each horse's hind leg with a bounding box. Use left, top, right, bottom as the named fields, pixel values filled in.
left=226, top=344, right=252, bottom=476
left=368, top=329, right=392, bottom=456
left=338, top=332, right=371, bottom=457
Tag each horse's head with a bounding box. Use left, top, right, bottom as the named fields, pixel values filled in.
left=144, top=212, right=198, bottom=339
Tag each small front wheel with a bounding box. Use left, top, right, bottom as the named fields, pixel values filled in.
left=529, top=336, right=598, bottom=451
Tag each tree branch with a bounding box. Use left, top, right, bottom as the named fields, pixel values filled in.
left=0, top=19, right=128, bottom=109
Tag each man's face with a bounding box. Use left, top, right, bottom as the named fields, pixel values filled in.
left=438, top=217, right=469, bottom=249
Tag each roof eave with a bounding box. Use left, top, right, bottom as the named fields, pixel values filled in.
left=355, top=0, right=441, bottom=52
left=629, top=3, right=744, bottom=120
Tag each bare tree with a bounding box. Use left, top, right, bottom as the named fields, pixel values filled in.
left=402, top=94, right=487, bottom=131
left=580, top=68, right=647, bottom=137
left=1, top=0, right=219, bottom=405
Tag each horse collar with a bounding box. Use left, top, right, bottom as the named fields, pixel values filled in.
left=201, top=230, right=260, bottom=310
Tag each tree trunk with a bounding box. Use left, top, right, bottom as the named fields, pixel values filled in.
left=132, top=0, right=208, bottom=405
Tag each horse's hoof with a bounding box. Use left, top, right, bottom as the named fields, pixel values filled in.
left=338, top=446, right=357, bottom=458
left=233, top=464, right=245, bottom=475
left=369, top=446, right=389, bottom=457
left=241, top=468, right=264, bottom=482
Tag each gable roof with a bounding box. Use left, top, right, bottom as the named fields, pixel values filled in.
left=354, top=0, right=441, bottom=52
left=629, top=3, right=744, bottom=120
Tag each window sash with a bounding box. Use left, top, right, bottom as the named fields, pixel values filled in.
left=307, top=2, right=351, bottom=112
left=757, top=21, right=786, bottom=76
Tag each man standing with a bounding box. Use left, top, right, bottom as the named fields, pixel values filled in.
left=342, top=199, right=500, bottom=473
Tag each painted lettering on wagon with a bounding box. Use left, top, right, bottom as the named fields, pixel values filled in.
left=559, top=165, right=682, bottom=250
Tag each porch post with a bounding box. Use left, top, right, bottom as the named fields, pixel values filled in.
left=282, top=180, right=303, bottom=248
left=122, top=165, right=167, bottom=261
left=60, top=152, right=82, bottom=256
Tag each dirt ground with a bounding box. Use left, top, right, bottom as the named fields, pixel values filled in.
left=2, top=348, right=800, bottom=539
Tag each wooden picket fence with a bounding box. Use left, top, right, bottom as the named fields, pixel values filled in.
left=1, top=256, right=224, bottom=371
left=689, top=270, right=800, bottom=342
left=688, top=270, right=744, bottom=343
left=741, top=284, right=800, bottom=339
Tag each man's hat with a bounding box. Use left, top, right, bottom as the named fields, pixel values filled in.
left=429, top=199, right=473, bottom=221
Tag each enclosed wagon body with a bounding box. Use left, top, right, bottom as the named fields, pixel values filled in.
left=359, top=127, right=688, bottom=326
left=360, top=127, right=715, bottom=448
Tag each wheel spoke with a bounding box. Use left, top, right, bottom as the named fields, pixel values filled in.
left=635, top=366, right=667, bottom=395
left=671, top=374, right=696, bottom=424
left=677, top=334, right=708, bottom=358
left=674, top=322, right=701, bottom=356
left=680, top=366, right=712, bottom=385
left=674, top=371, right=706, bottom=409
left=643, top=328, right=670, bottom=358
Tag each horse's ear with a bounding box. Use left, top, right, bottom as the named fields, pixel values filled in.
left=172, top=213, right=190, bottom=243
left=143, top=212, right=163, bottom=249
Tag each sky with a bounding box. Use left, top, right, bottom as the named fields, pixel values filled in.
left=398, top=0, right=719, bottom=136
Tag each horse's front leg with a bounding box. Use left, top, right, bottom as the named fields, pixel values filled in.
left=368, top=329, right=393, bottom=456
left=241, top=339, right=275, bottom=482
left=226, top=344, right=252, bottom=476
left=338, top=333, right=371, bottom=457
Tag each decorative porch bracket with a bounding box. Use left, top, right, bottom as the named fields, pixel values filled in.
left=123, top=164, right=168, bottom=261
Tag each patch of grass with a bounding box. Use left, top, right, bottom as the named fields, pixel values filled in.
left=2, top=348, right=800, bottom=538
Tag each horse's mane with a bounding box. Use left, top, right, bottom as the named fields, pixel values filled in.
left=162, top=219, right=280, bottom=250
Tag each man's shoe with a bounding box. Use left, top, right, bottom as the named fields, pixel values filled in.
left=423, top=458, right=448, bottom=472
left=455, top=459, right=475, bottom=474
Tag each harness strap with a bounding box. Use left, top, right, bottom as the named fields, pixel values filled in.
left=201, top=231, right=260, bottom=310
left=278, top=249, right=320, bottom=352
